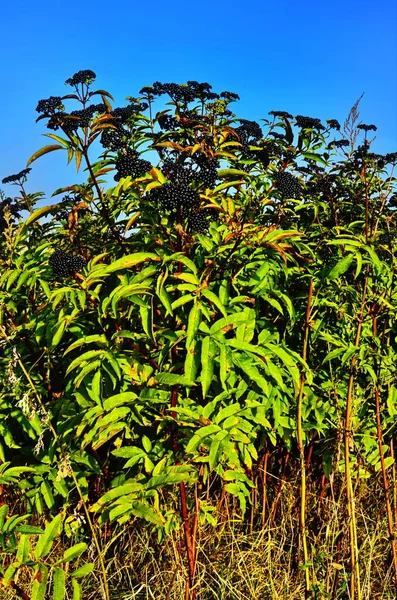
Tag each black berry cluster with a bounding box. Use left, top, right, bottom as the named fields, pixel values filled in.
left=327, top=139, right=350, bottom=149
left=36, top=96, right=64, bottom=116
left=326, top=119, right=341, bottom=130
left=49, top=251, right=87, bottom=278
left=112, top=103, right=148, bottom=124
left=357, top=123, right=377, bottom=132
left=236, top=119, right=262, bottom=142
left=187, top=81, right=218, bottom=101
left=150, top=81, right=218, bottom=104
left=269, top=132, right=286, bottom=140
left=275, top=172, right=302, bottom=198
left=0, top=197, right=23, bottom=232
left=114, top=151, right=152, bottom=181
left=61, top=104, right=107, bottom=131
left=295, top=116, right=325, bottom=130
left=269, top=110, right=293, bottom=119
left=195, top=158, right=219, bottom=188
left=187, top=208, right=217, bottom=233
left=65, top=70, right=96, bottom=86
left=162, top=160, right=195, bottom=185
left=100, top=127, right=126, bottom=151
left=147, top=183, right=200, bottom=212
left=385, top=152, right=397, bottom=164
left=220, top=91, right=240, bottom=101
left=158, top=114, right=179, bottom=131
left=46, top=104, right=107, bottom=132
left=2, top=168, right=31, bottom=185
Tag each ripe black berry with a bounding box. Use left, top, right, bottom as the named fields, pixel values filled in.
left=146, top=183, right=200, bottom=212
left=114, top=151, right=152, bottom=181
left=49, top=251, right=86, bottom=278
left=275, top=172, right=302, bottom=199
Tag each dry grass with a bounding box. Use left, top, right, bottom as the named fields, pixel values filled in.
left=2, top=472, right=395, bottom=600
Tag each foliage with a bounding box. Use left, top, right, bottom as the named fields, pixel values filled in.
left=0, top=70, right=397, bottom=599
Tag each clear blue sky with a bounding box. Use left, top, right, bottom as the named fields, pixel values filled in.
left=1, top=0, right=396, bottom=203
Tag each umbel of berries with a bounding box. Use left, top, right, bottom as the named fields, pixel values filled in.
left=275, top=171, right=302, bottom=199
left=49, top=251, right=86, bottom=278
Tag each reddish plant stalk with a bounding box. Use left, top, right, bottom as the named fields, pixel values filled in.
left=170, top=387, right=197, bottom=599
left=372, top=317, right=397, bottom=592
left=261, top=450, right=269, bottom=528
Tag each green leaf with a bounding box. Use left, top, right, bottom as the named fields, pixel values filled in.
left=130, top=501, right=165, bottom=525
left=71, top=563, right=95, bottom=578
left=201, top=289, right=227, bottom=317
left=52, top=320, right=67, bottom=349
left=186, top=302, right=202, bottom=348
left=209, top=430, right=229, bottom=470
left=15, top=524, right=43, bottom=535
left=186, top=424, right=221, bottom=453
left=26, top=144, right=64, bottom=166
left=155, top=373, right=196, bottom=386
left=105, top=253, right=160, bottom=273
left=0, top=504, right=8, bottom=529
left=91, top=483, right=143, bottom=508
left=65, top=349, right=104, bottom=375
left=214, top=403, right=242, bottom=424
left=302, top=151, right=327, bottom=165
left=31, top=565, right=49, bottom=600
left=62, top=542, right=88, bottom=563
left=201, top=336, right=217, bottom=398
left=156, top=271, right=173, bottom=316
left=16, top=533, right=31, bottom=563
left=64, top=334, right=108, bottom=355
left=34, top=513, right=63, bottom=560
left=52, top=567, right=66, bottom=600
left=2, top=561, right=21, bottom=587
left=327, top=254, right=354, bottom=280
left=72, top=578, right=82, bottom=600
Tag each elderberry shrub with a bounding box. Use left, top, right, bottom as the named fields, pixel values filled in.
left=275, top=171, right=302, bottom=199
left=114, top=151, right=152, bottom=181
left=49, top=251, right=86, bottom=279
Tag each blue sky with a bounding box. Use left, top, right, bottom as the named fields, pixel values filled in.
left=1, top=0, right=396, bottom=203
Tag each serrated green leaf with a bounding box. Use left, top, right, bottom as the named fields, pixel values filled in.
left=52, top=567, right=66, bottom=600
left=201, top=336, right=217, bottom=398
left=34, top=513, right=63, bottom=560
left=327, top=254, right=354, bottom=280
left=71, top=563, right=95, bottom=578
